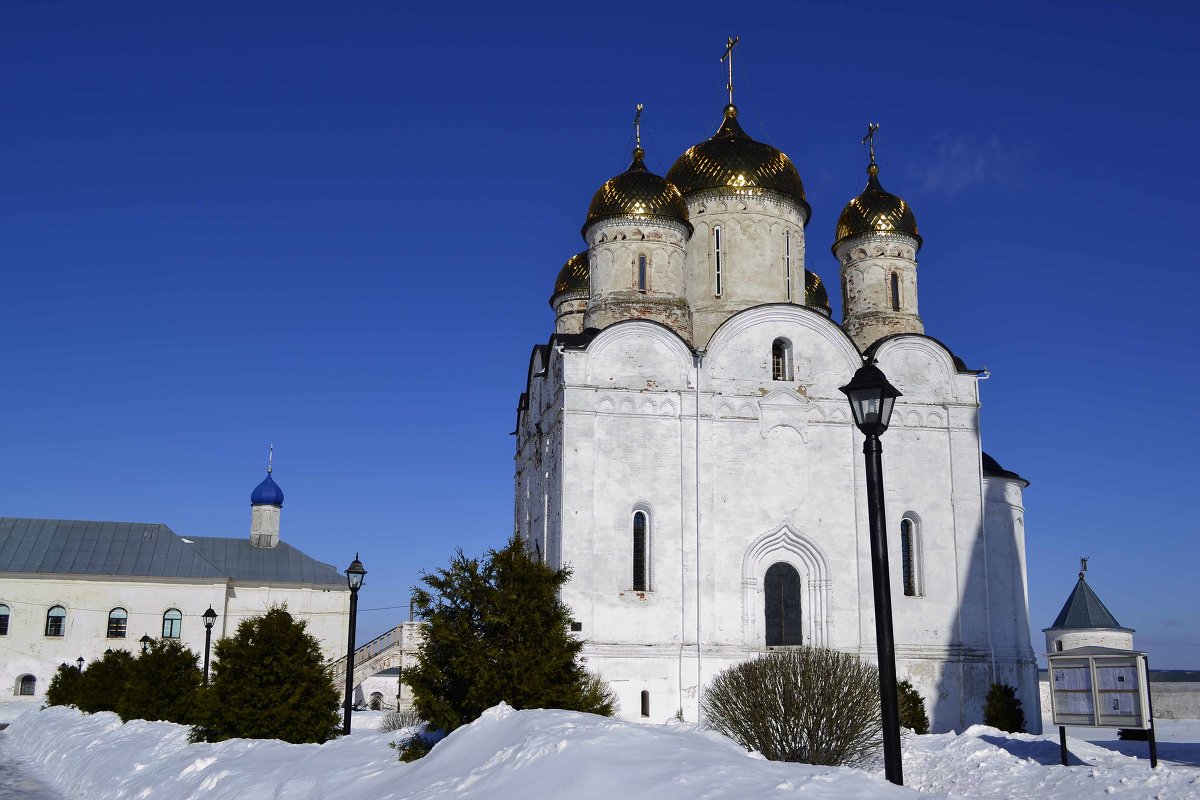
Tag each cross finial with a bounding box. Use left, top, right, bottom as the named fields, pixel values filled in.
left=862, top=122, right=880, bottom=167
left=1079, top=556, right=1089, bottom=579
left=634, top=103, right=644, bottom=151
left=721, top=36, right=740, bottom=106
left=267, top=443, right=274, bottom=474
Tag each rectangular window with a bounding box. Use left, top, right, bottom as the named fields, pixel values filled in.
left=0, top=615, right=8, bottom=636
left=714, top=227, right=723, bottom=296
left=46, top=617, right=64, bottom=637
left=637, top=254, right=647, bottom=292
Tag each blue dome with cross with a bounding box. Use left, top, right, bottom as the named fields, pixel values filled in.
left=251, top=471, right=284, bottom=507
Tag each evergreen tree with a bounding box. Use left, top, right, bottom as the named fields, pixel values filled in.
left=406, top=535, right=616, bottom=735
left=982, top=682, right=1026, bottom=733
left=45, top=663, right=83, bottom=708
left=189, top=607, right=340, bottom=743
left=896, top=679, right=929, bottom=734
left=76, top=649, right=135, bottom=714
left=118, top=638, right=203, bottom=724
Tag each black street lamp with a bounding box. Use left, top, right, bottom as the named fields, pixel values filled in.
left=343, top=553, right=367, bottom=736
left=840, top=358, right=904, bottom=786
left=139, top=634, right=153, bottom=654
left=202, top=606, right=219, bottom=684
left=76, top=656, right=85, bottom=672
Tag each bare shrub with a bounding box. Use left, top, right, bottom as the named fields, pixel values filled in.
left=701, top=647, right=882, bottom=766
left=381, top=707, right=424, bottom=733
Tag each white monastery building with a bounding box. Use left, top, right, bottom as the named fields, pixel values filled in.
left=514, top=93, right=1038, bottom=731
left=0, top=464, right=350, bottom=705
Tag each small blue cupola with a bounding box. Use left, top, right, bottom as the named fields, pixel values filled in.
left=251, top=471, right=284, bottom=507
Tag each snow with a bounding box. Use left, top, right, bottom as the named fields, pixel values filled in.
left=0, top=705, right=1197, bottom=800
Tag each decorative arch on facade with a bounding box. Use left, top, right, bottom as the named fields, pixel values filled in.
left=585, top=320, right=694, bottom=389
left=631, top=502, right=652, bottom=592
left=741, top=522, right=831, bottom=649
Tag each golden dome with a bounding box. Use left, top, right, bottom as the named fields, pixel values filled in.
left=584, top=149, right=690, bottom=235
left=553, top=251, right=589, bottom=298
left=666, top=105, right=810, bottom=218
left=833, top=164, right=921, bottom=253
left=804, top=269, right=831, bottom=316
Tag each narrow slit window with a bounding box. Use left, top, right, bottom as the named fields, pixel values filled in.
left=900, top=518, right=920, bottom=597
left=771, top=338, right=793, bottom=381
left=107, top=607, right=128, bottom=639
left=891, top=272, right=901, bottom=311
left=640, top=690, right=650, bottom=717
left=162, top=608, right=182, bottom=639
left=0, top=604, right=9, bottom=636
left=633, top=510, right=648, bottom=591
left=713, top=226, right=723, bottom=296
left=637, top=254, right=648, bottom=292
left=784, top=230, right=792, bottom=301
left=45, top=606, right=66, bottom=637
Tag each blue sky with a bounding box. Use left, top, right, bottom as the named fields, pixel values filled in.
left=3, top=2, right=1197, bottom=668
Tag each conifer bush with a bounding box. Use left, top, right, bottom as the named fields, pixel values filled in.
left=701, top=647, right=882, bottom=767
left=982, top=682, right=1026, bottom=733
left=45, top=663, right=83, bottom=708
left=118, top=639, right=203, bottom=724
left=405, top=535, right=616, bottom=739
left=897, top=679, right=930, bottom=734
left=76, top=649, right=135, bottom=714
left=189, top=607, right=340, bottom=743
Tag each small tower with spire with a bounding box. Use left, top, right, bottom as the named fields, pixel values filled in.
left=1043, top=559, right=1135, bottom=654
left=250, top=446, right=284, bottom=548
left=834, top=124, right=924, bottom=350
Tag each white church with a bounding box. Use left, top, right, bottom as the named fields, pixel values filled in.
left=514, top=90, right=1038, bottom=731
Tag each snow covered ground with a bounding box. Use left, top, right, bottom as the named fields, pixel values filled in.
left=0, top=704, right=1197, bottom=799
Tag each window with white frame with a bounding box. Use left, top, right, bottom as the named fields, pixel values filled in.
left=107, top=607, right=128, bottom=639
left=45, top=606, right=66, bottom=637
left=162, top=608, right=182, bottom=639
left=713, top=226, right=723, bottom=296
left=771, top=338, right=793, bottom=381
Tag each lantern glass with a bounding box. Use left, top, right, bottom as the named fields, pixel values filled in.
left=839, top=361, right=901, bottom=436
left=203, top=607, right=218, bottom=630
left=346, top=555, right=366, bottom=591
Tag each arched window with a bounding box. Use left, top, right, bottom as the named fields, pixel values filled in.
left=18, top=675, right=36, bottom=696
left=764, top=562, right=802, bottom=646
left=640, top=690, right=650, bottom=717
left=162, top=609, right=182, bottom=639
left=713, top=226, right=723, bottom=296
left=637, top=254, right=648, bottom=292
left=45, top=606, right=66, bottom=637
left=891, top=272, right=901, bottom=311
left=632, top=511, right=649, bottom=591
left=900, top=517, right=921, bottom=597
left=0, top=603, right=9, bottom=636
left=107, top=607, right=128, bottom=639
left=771, top=338, right=793, bottom=381
left=784, top=230, right=792, bottom=301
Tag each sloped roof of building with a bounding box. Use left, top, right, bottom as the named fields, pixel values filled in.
left=0, top=517, right=344, bottom=587
left=1047, top=575, right=1131, bottom=631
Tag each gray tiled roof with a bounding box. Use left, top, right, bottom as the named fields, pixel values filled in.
left=1048, top=577, right=1130, bottom=631
left=0, top=518, right=344, bottom=587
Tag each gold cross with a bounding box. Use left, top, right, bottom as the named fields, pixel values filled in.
left=634, top=103, right=644, bottom=149
left=721, top=36, right=740, bottom=105
left=862, top=122, right=880, bottom=165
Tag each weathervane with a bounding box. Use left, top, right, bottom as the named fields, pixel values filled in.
left=721, top=36, right=740, bottom=105
left=267, top=443, right=274, bottom=474
left=634, top=103, right=644, bottom=151
left=1079, top=556, right=1089, bottom=579
left=863, top=122, right=880, bottom=166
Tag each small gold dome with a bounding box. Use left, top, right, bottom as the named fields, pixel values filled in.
left=667, top=105, right=810, bottom=218
left=553, top=251, right=589, bottom=299
left=833, top=164, right=921, bottom=253
left=584, top=149, right=690, bottom=235
left=804, top=269, right=831, bottom=316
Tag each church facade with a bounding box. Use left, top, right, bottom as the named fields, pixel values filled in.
left=514, top=97, right=1038, bottom=732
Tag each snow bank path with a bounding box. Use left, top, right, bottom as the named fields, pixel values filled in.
left=0, top=749, right=67, bottom=800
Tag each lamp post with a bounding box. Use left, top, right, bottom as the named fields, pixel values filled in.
left=343, top=554, right=367, bottom=736
left=840, top=358, right=904, bottom=786
left=76, top=656, right=85, bottom=672
left=202, top=606, right=218, bottom=684
left=139, top=634, right=152, bottom=654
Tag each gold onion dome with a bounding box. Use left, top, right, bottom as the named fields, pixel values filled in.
left=553, top=251, right=589, bottom=299
left=667, top=105, right=810, bottom=220
left=804, top=270, right=831, bottom=315
left=833, top=163, right=921, bottom=253
left=583, top=148, right=690, bottom=236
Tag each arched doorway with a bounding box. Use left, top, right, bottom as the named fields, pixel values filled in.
left=18, top=675, right=36, bottom=696
left=764, top=562, right=802, bottom=646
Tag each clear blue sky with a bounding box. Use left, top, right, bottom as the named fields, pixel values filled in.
left=3, top=2, right=1197, bottom=668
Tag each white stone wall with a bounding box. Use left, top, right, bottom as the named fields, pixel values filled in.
left=250, top=504, right=281, bottom=548
left=517, top=305, right=1039, bottom=732
left=836, top=232, right=923, bottom=350
left=584, top=219, right=692, bottom=340
left=1045, top=628, right=1136, bottom=653
left=0, top=574, right=349, bottom=700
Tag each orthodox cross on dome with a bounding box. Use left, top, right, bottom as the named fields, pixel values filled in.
left=634, top=103, right=644, bottom=151
left=862, top=122, right=880, bottom=166
left=1079, top=556, right=1089, bottom=579
left=267, top=443, right=274, bottom=474
left=721, top=35, right=740, bottom=105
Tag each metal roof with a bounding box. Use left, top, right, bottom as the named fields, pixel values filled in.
left=0, top=518, right=344, bottom=587
left=1046, top=576, right=1131, bottom=631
